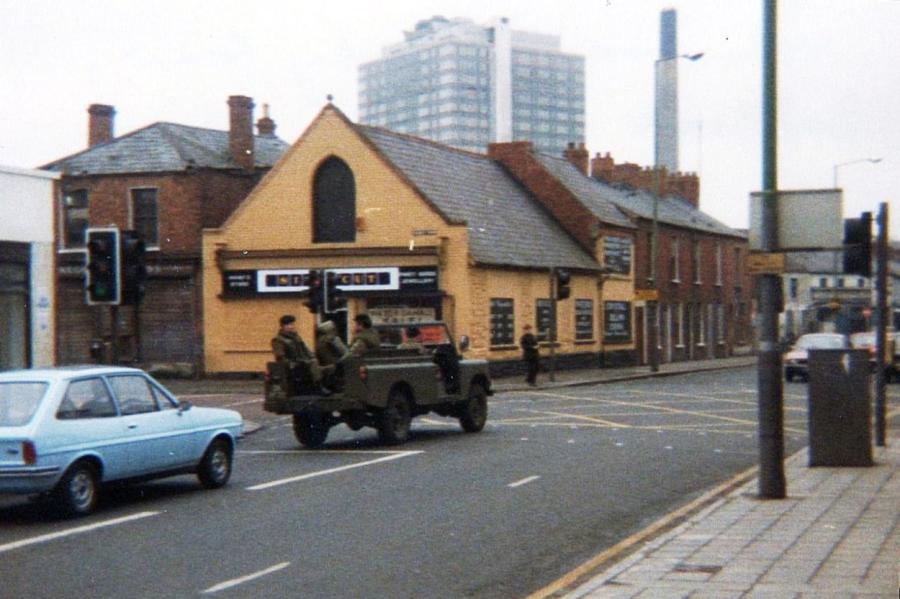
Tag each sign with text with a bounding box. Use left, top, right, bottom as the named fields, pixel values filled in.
left=603, top=235, right=632, bottom=275
left=222, top=266, right=437, bottom=297
left=603, top=301, right=632, bottom=343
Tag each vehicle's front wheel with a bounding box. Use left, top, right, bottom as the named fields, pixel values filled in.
left=55, top=461, right=99, bottom=517
left=458, top=383, right=488, bottom=433
left=377, top=389, right=412, bottom=445
left=198, top=439, right=233, bottom=489
left=293, top=413, right=330, bottom=448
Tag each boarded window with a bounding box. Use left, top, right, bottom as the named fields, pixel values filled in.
left=313, top=157, right=356, bottom=243
left=490, top=298, right=515, bottom=346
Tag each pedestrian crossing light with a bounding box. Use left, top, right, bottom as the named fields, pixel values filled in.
left=305, top=269, right=323, bottom=314
left=85, top=228, right=121, bottom=305
left=555, top=269, right=571, bottom=301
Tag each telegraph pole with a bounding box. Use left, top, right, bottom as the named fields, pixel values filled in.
left=757, top=0, right=786, bottom=499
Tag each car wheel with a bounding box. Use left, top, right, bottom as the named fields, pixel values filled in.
left=198, top=439, right=232, bottom=489
left=55, top=461, right=99, bottom=517
left=377, top=389, right=412, bottom=445
left=293, top=413, right=330, bottom=448
left=459, top=383, right=488, bottom=433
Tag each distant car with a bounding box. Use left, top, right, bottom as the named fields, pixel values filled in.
left=850, top=331, right=900, bottom=381
left=0, top=366, right=242, bottom=516
left=783, top=333, right=848, bottom=382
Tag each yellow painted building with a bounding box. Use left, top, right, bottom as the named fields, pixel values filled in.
left=202, top=105, right=636, bottom=374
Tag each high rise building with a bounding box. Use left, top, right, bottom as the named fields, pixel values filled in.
left=655, top=8, right=679, bottom=171
left=358, top=16, right=585, bottom=154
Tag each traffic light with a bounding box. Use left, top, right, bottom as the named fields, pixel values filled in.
left=85, top=228, right=121, bottom=305
left=843, top=212, right=872, bottom=277
left=325, top=271, right=346, bottom=311
left=120, top=230, right=147, bottom=305
left=555, top=269, right=571, bottom=300
left=305, top=269, right=323, bottom=313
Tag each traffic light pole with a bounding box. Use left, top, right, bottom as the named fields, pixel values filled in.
left=110, top=305, right=120, bottom=364
left=549, top=268, right=557, bottom=383
left=874, top=202, right=889, bottom=447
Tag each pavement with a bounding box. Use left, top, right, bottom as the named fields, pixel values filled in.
left=173, top=356, right=899, bottom=598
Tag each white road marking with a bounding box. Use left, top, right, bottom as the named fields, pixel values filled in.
left=508, top=475, right=541, bottom=488
left=0, top=511, right=159, bottom=555
left=246, top=451, right=423, bottom=490
left=202, top=562, right=290, bottom=594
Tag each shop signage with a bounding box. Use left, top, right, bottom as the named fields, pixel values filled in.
left=603, top=301, right=632, bottom=343
left=535, top=299, right=552, bottom=342
left=575, top=299, right=594, bottom=341
left=222, top=266, right=438, bottom=297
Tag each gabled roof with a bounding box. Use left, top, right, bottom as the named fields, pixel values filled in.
left=355, top=124, right=600, bottom=271
left=42, top=122, right=289, bottom=175
left=533, top=153, right=635, bottom=230
left=594, top=180, right=745, bottom=238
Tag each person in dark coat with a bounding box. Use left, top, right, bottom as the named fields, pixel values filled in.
left=520, top=324, right=540, bottom=386
left=348, top=314, right=380, bottom=357
left=272, top=314, right=329, bottom=396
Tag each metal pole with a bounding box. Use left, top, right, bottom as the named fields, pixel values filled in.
left=550, top=268, right=557, bottom=382
left=648, top=163, right=660, bottom=373
left=110, top=304, right=120, bottom=365
left=757, top=0, right=786, bottom=499
left=874, top=202, right=889, bottom=446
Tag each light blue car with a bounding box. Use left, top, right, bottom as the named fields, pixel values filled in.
left=0, top=366, right=242, bottom=516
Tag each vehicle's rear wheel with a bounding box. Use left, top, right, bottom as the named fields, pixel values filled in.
left=377, top=389, right=412, bottom=445
left=55, top=461, right=99, bottom=517
left=198, top=438, right=233, bottom=489
left=293, top=413, right=330, bottom=448
left=459, top=383, right=488, bottom=433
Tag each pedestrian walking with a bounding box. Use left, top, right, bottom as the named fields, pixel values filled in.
left=520, top=324, right=540, bottom=386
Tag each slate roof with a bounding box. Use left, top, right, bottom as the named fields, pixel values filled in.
left=533, top=153, right=635, bottom=229
left=356, top=124, right=600, bottom=271
left=42, top=122, right=289, bottom=175
left=593, top=180, right=745, bottom=238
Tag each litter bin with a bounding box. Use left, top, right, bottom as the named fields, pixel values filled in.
left=807, top=348, right=872, bottom=467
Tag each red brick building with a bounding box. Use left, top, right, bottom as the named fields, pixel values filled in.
left=490, top=140, right=751, bottom=364
left=44, top=97, right=288, bottom=372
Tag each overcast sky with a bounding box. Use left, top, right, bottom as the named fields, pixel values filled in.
left=2, top=0, right=898, bottom=237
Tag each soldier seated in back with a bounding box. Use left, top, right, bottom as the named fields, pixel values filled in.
left=348, top=314, right=380, bottom=357
left=398, top=326, right=428, bottom=354
left=316, top=319, right=349, bottom=391
left=272, top=314, right=330, bottom=396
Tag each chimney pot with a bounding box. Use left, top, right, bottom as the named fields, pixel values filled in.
left=88, top=104, right=115, bottom=147
left=256, top=103, right=276, bottom=137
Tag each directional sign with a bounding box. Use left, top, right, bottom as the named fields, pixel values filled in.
left=747, top=252, right=785, bottom=274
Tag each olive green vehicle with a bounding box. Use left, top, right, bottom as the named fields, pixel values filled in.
left=264, top=322, right=493, bottom=447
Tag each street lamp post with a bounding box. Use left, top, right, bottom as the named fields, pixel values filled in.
left=833, top=158, right=881, bottom=188
left=649, top=51, right=703, bottom=372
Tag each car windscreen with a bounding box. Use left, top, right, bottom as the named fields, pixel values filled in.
left=0, top=382, right=49, bottom=426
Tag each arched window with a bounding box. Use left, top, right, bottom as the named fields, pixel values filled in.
left=312, top=157, right=356, bottom=243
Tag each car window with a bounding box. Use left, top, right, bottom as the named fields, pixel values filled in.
left=0, top=382, right=48, bottom=426
left=107, top=375, right=159, bottom=416
left=58, top=378, right=117, bottom=419
left=149, top=381, right=179, bottom=410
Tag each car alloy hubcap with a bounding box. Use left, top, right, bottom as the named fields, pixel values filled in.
left=211, top=449, right=228, bottom=481
left=71, top=472, right=94, bottom=508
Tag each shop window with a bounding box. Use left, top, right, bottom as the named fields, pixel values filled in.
left=489, top=298, right=515, bottom=346
left=535, top=299, right=552, bottom=342
left=575, top=299, right=593, bottom=341
left=62, top=190, right=89, bottom=249
left=313, top=157, right=356, bottom=243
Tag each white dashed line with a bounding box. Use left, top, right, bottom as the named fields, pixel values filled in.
left=508, top=475, right=541, bottom=488
left=0, top=511, right=159, bottom=555
left=246, top=451, right=422, bottom=490
left=202, top=562, right=290, bottom=594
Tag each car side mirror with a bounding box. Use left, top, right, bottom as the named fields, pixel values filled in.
left=459, top=335, right=470, bottom=352
left=178, top=401, right=192, bottom=413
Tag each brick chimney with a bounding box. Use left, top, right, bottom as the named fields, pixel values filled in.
left=668, top=171, right=700, bottom=207
left=256, top=103, right=276, bottom=137
left=563, top=142, right=589, bottom=175
left=228, top=95, right=255, bottom=170
left=88, top=104, right=115, bottom=147
left=590, top=152, right=615, bottom=181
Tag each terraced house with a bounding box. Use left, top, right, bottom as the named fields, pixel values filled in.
left=44, top=97, right=288, bottom=372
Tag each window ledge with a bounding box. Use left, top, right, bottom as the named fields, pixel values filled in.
left=490, top=345, right=519, bottom=351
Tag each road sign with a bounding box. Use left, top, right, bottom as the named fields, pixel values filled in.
left=634, top=288, right=658, bottom=302
left=747, top=252, right=785, bottom=274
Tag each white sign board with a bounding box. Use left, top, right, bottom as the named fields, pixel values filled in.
left=749, top=189, right=842, bottom=251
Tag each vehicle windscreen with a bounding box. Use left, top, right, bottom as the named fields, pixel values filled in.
left=796, top=336, right=846, bottom=350
left=0, top=382, right=49, bottom=426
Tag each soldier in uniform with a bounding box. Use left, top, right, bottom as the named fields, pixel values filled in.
left=272, top=314, right=329, bottom=396
left=348, top=313, right=380, bottom=357
left=316, top=319, right=349, bottom=391
left=398, top=326, right=428, bottom=354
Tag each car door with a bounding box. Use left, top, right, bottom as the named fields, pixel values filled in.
left=106, top=375, right=196, bottom=473
left=53, top=377, right=133, bottom=480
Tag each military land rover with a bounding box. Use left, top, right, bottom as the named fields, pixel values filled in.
left=264, top=321, right=492, bottom=447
